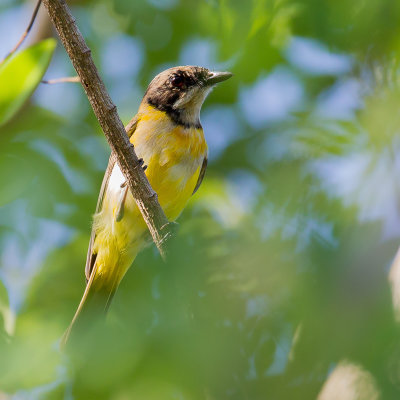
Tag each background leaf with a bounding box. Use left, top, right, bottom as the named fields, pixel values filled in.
left=0, top=38, right=56, bottom=126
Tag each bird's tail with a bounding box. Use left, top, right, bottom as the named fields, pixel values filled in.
left=61, top=262, right=120, bottom=348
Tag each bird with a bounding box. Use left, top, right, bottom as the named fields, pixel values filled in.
left=62, top=65, right=232, bottom=345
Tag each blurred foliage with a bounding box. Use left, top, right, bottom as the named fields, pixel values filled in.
left=0, top=39, right=56, bottom=127
left=2, top=0, right=400, bottom=399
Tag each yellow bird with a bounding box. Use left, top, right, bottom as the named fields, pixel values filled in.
left=63, top=66, right=232, bottom=344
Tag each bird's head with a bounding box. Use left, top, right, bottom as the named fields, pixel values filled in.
left=141, top=66, right=232, bottom=128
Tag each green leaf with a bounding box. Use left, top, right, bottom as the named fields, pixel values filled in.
left=0, top=38, right=57, bottom=126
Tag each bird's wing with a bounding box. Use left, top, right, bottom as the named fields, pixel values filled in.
left=192, top=156, right=208, bottom=195
left=84, top=115, right=139, bottom=281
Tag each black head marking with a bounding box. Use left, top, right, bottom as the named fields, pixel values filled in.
left=143, top=66, right=210, bottom=129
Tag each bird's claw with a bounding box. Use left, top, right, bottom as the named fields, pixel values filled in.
left=138, top=158, right=147, bottom=171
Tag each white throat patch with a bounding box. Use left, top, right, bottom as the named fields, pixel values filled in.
left=173, top=86, right=213, bottom=126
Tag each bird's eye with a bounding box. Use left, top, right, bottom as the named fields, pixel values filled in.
left=170, top=74, right=184, bottom=88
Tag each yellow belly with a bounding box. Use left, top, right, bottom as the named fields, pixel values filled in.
left=92, top=106, right=207, bottom=284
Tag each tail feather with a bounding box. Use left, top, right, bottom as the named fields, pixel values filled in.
left=62, top=244, right=140, bottom=348
left=61, top=262, right=117, bottom=348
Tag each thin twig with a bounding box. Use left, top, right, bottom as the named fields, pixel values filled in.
left=0, top=0, right=42, bottom=65
left=41, top=0, right=174, bottom=259
left=41, top=76, right=80, bottom=84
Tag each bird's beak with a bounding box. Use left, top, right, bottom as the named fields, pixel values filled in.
left=206, top=71, right=233, bottom=86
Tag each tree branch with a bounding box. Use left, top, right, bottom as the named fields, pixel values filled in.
left=41, top=75, right=80, bottom=84
left=41, top=0, right=173, bottom=259
left=0, top=0, right=42, bottom=65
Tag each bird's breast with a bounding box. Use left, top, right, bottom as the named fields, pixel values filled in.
left=107, top=106, right=207, bottom=223
left=132, top=107, right=207, bottom=219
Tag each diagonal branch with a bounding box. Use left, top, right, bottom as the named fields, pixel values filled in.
left=41, top=0, right=173, bottom=259
left=0, top=0, right=42, bottom=65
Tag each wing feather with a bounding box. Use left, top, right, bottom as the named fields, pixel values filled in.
left=192, top=157, right=208, bottom=195
left=84, top=115, right=139, bottom=281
